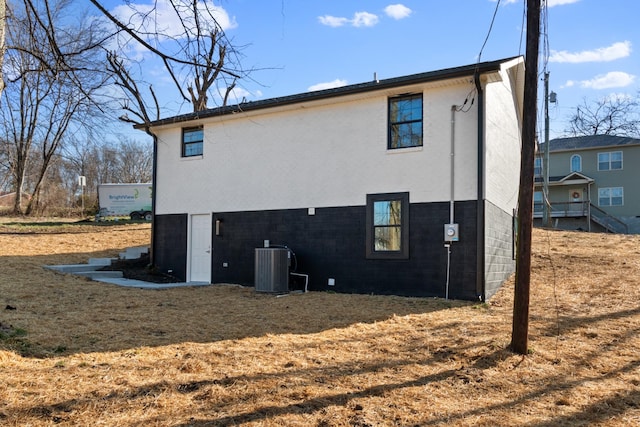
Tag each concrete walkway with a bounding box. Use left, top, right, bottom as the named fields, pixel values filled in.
left=44, top=246, right=210, bottom=290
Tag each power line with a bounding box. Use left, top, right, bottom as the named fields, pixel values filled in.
left=477, top=0, right=502, bottom=63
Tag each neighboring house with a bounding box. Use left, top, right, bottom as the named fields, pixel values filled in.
left=535, top=135, right=640, bottom=234
left=141, top=57, right=525, bottom=301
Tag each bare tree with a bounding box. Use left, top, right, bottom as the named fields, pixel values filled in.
left=1, top=0, right=109, bottom=214
left=115, top=138, right=152, bottom=183
left=95, top=0, right=246, bottom=129
left=0, top=0, right=6, bottom=98
left=567, top=94, right=640, bottom=137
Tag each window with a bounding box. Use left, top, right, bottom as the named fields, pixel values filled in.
left=533, top=191, right=543, bottom=214
left=533, top=191, right=543, bottom=203
left=534, top=158, right=542, bottom=176
left=598, top=151, right=622, bottom=171
left=388, top=94, right=423, bottom=149
left=570, top=154, right=582, bottom=172
left=182, top=127, right=203, bottom=157
left=366, top=192, right=409, bottom=259
left=598, top=187, right=623, bottom=207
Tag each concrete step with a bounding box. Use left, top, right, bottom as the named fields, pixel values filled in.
left=88, top=258, right=115, bottom=266
left=44, top=264, right=102, bottom=273
left=120, top=246, right=149, bottom=260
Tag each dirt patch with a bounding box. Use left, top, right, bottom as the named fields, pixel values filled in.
left=99, top=253, right=181, bottom=283
left=1, top=221, right=640, bottom=426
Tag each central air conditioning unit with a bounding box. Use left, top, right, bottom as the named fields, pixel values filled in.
left=254, top=248, right=289, bottom=293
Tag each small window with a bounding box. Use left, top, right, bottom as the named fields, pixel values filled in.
left=366, top=192, right=409, bottom=259
left=182, top=127, right=203, bottom=157
left=598, top=187, right=624, bottom=207
left=570, top=154, right=582, bottom=172
left=388, top=94, right=423, bottom=149
left=534, top=158, right=542, bottom=176
left=533, top=191, right=543, bottom=214
left=598, top=151, right=622, bottom=171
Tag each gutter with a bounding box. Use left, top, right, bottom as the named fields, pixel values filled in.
left=474, top=72, right=486, bottom=301
left=137, top=57, right=517, bottom=130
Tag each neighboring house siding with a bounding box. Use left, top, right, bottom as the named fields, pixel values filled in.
left=211, top=200, right=479, bottom=299
left=484, top=201, right=515, bottom=299
left=484, top=65, right=523, bottom=213
left=548, top=144, right=640, bottom=218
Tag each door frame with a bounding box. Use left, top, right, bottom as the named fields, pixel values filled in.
left=188, top=213, right=212, bottom=283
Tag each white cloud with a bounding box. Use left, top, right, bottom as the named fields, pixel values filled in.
left=550, top=41, right=631, bottom=63
left=384, top=4, right=412, bottom=20
left=318, top=15, right=350, bottom=27
left=308, top=79, right=348, bottom=92
left=318, top=11, right=379, bottom=28
left=573, top=72, right=636, bottom=90
left=547, top=0, right=581, bottom=6
left=112, top=0, right=237, bottom=40
left=352, top=12, right=379, bottom=27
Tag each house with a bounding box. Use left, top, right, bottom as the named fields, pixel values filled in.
left=535, top=135, right=640, bottom=234
left=141, top=57, right=525, bottom=301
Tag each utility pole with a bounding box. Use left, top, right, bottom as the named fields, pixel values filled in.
left=543, top=72, right=551, bottom=228
left=511, top=0, right=540, bottom=355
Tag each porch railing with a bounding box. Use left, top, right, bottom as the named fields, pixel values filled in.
left=589, top=204, right=629, bottom=234
left=533, top=201, right=628, bottom=234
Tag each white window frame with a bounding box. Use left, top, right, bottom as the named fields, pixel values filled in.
left=597, top=151, right=623, bottom=171
left=598, top=187, right=624, bottom=207
left=570, top=154, right=582, bottom=172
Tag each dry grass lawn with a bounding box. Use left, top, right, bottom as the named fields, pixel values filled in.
left=0, top=218, right=639, bottom=426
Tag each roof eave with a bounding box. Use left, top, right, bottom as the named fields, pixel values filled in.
left=137, top=56, right=522, bottom=130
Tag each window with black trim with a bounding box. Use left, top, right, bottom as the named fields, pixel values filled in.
left=388, top=94, right=423, bottom=149
left=182, top=127, right=203, bottom=157
left=366, top=192, right=409, bottom=259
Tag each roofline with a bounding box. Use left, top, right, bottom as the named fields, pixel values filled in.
left=137, top=56, right=523, bottom=130
left=544, top=136, right=640, bottom=153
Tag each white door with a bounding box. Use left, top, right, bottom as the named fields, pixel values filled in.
left=190, top=214, right=211, bottom=282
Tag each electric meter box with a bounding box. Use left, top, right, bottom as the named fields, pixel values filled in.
left=444, top=223, right=459, bottom=242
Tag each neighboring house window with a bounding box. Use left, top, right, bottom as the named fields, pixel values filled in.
left=533, top=191, right=543, bottom=214
left=534, top=158, right=542, bottom=176
left=182, top=127, right=204, bottom=157
left=598, top=151, right=622, bottom=171
left=570, top=154, right=582, bottom=172
left=533, top=191, right=543, bottom=203
left=366, top=192, right=409, bottom=259
left=598, top=187, right=623, bottom=207
left=388, top=94, right=423, bottom=149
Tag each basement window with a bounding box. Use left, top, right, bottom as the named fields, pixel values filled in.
left=366, top=192, right=409, bottom=259
left=182, top=127, right=203, bottom=157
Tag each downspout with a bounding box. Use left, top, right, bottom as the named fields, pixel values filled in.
left=474, top=72, right=486, bottom=301
left=148, top=130, right=158, bottom=267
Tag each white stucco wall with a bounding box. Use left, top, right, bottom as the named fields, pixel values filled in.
left=483, top=61, right=524, bottom=213
left=153, top=79, right=495, bottom=215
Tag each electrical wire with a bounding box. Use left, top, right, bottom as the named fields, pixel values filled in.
left=477, top=0, right=502, bottom=64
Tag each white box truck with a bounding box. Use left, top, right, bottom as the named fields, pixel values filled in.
left=97, top=183, right=153, bottom=220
